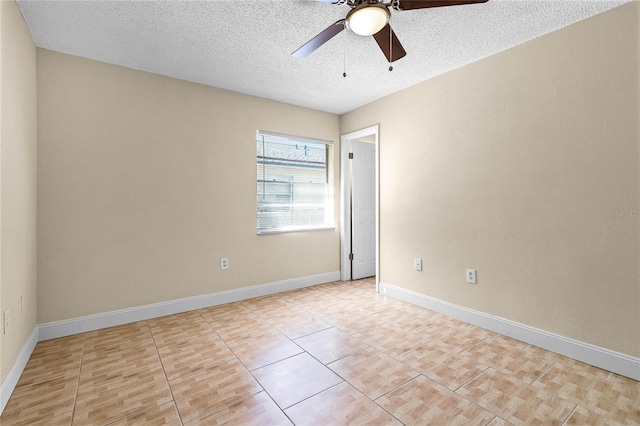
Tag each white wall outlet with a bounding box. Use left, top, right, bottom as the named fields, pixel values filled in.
left=466, top=269, right=477, bottom=284
left=3, top=309, right=9, bottom=334
left=220, top=257, right=229, bottom=270
left=414, top=258, right=423, bottom=271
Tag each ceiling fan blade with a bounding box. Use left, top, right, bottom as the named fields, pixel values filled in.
left=373, top=24, right=407, bottom=63
left=292, top=20, right=346, bottom=58
left=398, top=0, right=488, bottom=10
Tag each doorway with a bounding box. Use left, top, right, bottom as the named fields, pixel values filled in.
left=340, top=125, right=379, bottom=291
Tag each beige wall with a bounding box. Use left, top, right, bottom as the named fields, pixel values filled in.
left=342, top=2, right=639, bottom=357
left=0, top=0, right=38, bottom=383
left=36, top=50, right=340, bottom=324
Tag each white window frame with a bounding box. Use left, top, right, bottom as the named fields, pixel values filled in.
left=256, top=130, right=335, bottom=235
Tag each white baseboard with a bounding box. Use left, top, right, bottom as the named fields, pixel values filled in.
left=0, top=326, right=38, bottom=415
left=0, top=272, right=338, bottom=416
left=39, top=271, right=340, bottom=342
left=379, top=281, right=640, bottom=381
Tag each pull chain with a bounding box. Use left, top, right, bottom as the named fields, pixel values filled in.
left=343, top=31, right=347, bottom=78
left=388, top=27, right=393, bottom=72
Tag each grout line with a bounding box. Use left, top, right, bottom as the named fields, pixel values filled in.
left=279, top=380, right=345, bottom=412
left=531, top=362, right=555, bottom=385
left=457, top=335, right=489, bottom=354
left=69, top=332, right=86, bottom=425
left=453, top=385, right=503, bottom=423
left=560, top=404, right=578, bottom=426
left=147, top=320, right=185, bottom=426
left=373, top=373, right=421, bottom=401
left=454, top=366, right=490, bottom=392
left=459, top=336, right=488, bottom=354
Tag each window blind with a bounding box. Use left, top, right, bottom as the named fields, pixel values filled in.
left=257, top=131, right=333, bottom=234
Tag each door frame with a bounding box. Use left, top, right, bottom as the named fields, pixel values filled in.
left=340, top=125, right=380, bottom=292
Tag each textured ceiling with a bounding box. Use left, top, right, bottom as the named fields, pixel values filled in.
left=17, top=0, right=628, bottom=115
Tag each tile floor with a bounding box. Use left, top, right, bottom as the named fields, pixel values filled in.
left=1, top=278, right=639, bottom=425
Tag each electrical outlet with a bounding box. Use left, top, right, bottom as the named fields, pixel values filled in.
left=3, top=309, right=9, bottom=334
left=414, top=258, right=423, bottom=271
left=466, top=269, right=477, bottom=284
left=220, top=257, right=229, bottom=270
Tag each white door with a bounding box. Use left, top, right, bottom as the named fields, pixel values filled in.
left=351, top=140, right=376, bottom=280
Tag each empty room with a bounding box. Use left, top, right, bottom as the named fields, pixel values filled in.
left=0, top=0, right=638, bottom=424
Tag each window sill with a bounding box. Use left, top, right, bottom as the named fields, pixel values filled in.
left=257, top=226, right=336, bottom=235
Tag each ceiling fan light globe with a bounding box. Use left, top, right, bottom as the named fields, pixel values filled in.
left=346, top=4, right=390, bottom=36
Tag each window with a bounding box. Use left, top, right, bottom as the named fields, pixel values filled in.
left=257, top=131, right=334, bottom=234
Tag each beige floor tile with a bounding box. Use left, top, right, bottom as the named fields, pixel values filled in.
left=415, top=324, right=486, bottom=353
left=418, top=308, right=459, bottom=324
left=189, top=391, right=292, bottom=425
left=170, top=358, right=262, bottom=423
left=212, top=315, right=278, bottom=343
left=16, top=347, right=82, bottom=387
left=564, top=405, right=620, bottom=425
left=460, top=335, right=553, bottom=383
left=158, top=334, right=236, bottom=380
left=148, top=310, right=206, bottom=329
left=460, top=335, right=529, bottom=365
left=79, top=339, right=162, bottom=387
left=353, top=323, right=427, bottom=357
left=377, top=375, right=496, bottom=425
left=260, top=298, right=313, bottom=314
left=321, top=310, right=386, bottom=334
left=374, top=306, right=436, bottom=330
left=328, top=347, right=419, bottom=399
left=199, top=302, right=253, bottom=325
left=532, top=362, right=640, bottom=423
left=521, top=343, right=568, bottom=363
left=252, top=352, right=343, bottom=409
left=347, top=278, right=376, bottom=289
left=445, top=316, right=491, bottom=332
left=486, top=416, right=513, bottom=426
left=303, top=299, right=357, bottom=318
left=279, top=288, right=324, bottom=305
left=609, top=371, right=640, bottom=393
left=242, top=293, right=288, bottom=309
left=350, top=295, right=403, bottom=314
left=554, top=356, right=612, bottom=379
left=151, top=319, right=218, bottom=349
left=242, top=295, right=297, bottom=313
left=31, top=334, right=84, bottom=357
left=285, top=382, right=401, bottom=426
left=269, top=314, right=332, bottom=339
left=294, top=327, right=369, bottom=364
left=110, top=401, right=182, bottom=425
left=457, top=368, right=576, bottom=425
left=397, top=342, right=488, bottom=390
left=226, top=332, right=303, bottom=371
left=251, top=304, right=308, bottom=322
left=84, top=321, right=154, bottom=353
left=1, top=411, right=73, bottom=426
left=73, top=365, right=172, bottom=425
left=0, top=373, right=77, bottom=426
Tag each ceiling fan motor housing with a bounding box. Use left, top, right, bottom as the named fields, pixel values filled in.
left=345, top=2, right=391, bottom=36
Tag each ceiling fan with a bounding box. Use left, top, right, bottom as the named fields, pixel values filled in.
left=292, top=0, right=489, bottom=64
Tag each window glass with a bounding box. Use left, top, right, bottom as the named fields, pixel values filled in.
left=257, top=131, right=333, bottom=234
